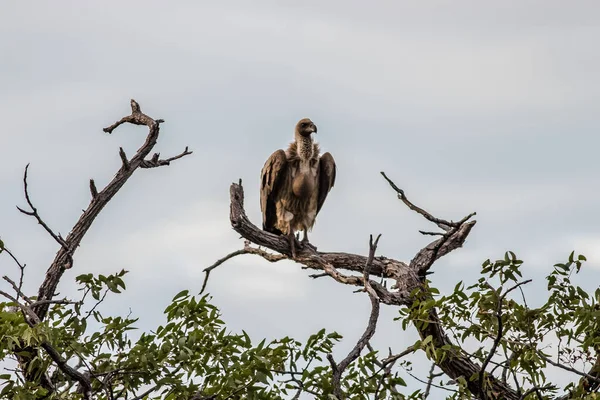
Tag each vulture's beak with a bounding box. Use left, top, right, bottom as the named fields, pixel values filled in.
left=312, top=125, right=318, bottom=134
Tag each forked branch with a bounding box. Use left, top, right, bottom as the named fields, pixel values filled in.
left=30, top=99, right=192, bottom=321
left=12, top=99, right=191, bottom=395
left=328, top=234, right=382, bottom=399
left=214, top=173, right=523, bottom=400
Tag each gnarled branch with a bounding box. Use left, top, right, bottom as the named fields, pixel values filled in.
left=32, top=99, right=191, bottom=321
left=13, top=99, right=191, bottom=395
left=216, top=174, right=523, bottom=400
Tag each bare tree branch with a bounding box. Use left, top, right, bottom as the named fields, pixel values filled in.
left=140, top=146, right=193, bottom=168
left=2, top=275, right=31, bottom=304
left=31, top=98, right=191, bottom=321
left=11, top=99, right=191, bottom=393
left=380, top=171, right=476, bottom=232
left=423, top=363, right=442, bottom=399
left=2, top=247, right=27, bottom=304
left=200, top=241, right=287, bottom=294
left=224, top=174, right=524, bottom=400
left=16, top=164, right=73, bottom=261
left=539, top=353, right=600, bottom=385
left=328, top=235, right=382, bottom=399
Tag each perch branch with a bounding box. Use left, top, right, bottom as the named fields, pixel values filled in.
left=224, top=174, right=523, bottom=399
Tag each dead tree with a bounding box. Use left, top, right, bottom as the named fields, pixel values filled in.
left=1, top=100, right=191, bottom=399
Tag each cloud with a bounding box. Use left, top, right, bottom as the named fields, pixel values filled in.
left=1, top=1, right=600, bottom=396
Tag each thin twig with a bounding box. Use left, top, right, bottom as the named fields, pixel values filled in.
left=129, top=366, right=183, bottom=400
left=329, top=234, right=382, bottom=399
left=201, top=243, right=287, bottom=294
left=479, top=279, right=533, bottom=392
left=140, top=146, right=193, bottom=168
left=423, top=363, right=440, bottom=399
left=518, top=384, right=555, bottom=400
left=539, top=353, right=600, bottom=384
left=2, top=275, right=31, bottom=304
left=381, top=172, right=470, bottom=231
left=2, top=248, right=27, bottom=304
left=16, top=164, right=72, bottom=256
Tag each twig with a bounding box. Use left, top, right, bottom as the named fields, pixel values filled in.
left=83, top=288, right=110, bottom=321
left=381, top=172, right=473, bottom=231
left=419, top=231, right=445, bottom=237
left=423, top=363, right=441, bottom=399
left=89, top=179, right=98, bottom=199
left=118, top=147, right=130, bottom=170
left=201, top=242, right=287, bottom=294
left=2, top=275, right=31, bottom=304
left=329, top=235, right=382, bottom=399
left=140, top=146, right=193, bottom=168
left=129, top=366, right=183, bottom=400
left=405, top=369, right=458, bottom=394
left=16, top=164, right=72, bottom=256
left=381, top=345, right=419, bottom=366
left=201, top=249, right=248, bottom=295
left=518, top=384, right=555, bottom=400
left=539, top=353, right=600, bottom=384
left=30, top=299, right=81, bottom=307
left=2, top=248, right=27, bottom=304
left=479, top=280, right=533, bottom=393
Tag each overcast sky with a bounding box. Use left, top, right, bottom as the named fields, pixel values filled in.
left=1, top=1, right=599, bottom=397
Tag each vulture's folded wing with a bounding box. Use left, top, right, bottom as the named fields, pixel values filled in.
left=316, top=152, right=336, bottom=214
left=260, top=149, right=288, bottom=232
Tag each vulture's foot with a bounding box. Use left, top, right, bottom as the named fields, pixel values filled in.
left=304, top=242, right=317, bottom=251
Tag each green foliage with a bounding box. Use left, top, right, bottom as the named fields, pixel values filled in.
left=2, top=250, right=600, bottom=399
left=0, top=271, right=407, bottom=399
left=394, top=250, right=600, bottom=399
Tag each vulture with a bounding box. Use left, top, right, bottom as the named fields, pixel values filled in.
left=260, top=118, right=336, bottom=257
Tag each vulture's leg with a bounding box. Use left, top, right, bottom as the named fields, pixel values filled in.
left=287, top=230, right=301, bottom=258
left=301, top=231, right=317, bottom=250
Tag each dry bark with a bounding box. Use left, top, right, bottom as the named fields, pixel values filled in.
left=12, top=99, right=191, bottom=396
left=220, top=177, right=522, bottom=400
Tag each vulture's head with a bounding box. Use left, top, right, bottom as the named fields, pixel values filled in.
left=295, top=118, right=317, bottom=138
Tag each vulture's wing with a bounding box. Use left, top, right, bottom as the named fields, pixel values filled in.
left=260, top=149, right=288, bottom=233
left=316, top=152, right=336, bottom=214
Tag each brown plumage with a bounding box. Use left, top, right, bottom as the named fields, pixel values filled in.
left=260, top=118, right=336, bottom=257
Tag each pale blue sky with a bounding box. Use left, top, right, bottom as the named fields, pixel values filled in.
left=1, top=1, right=599, bottom=397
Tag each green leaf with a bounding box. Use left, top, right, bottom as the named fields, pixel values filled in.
left=172, top=290, right=189, bottom=301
